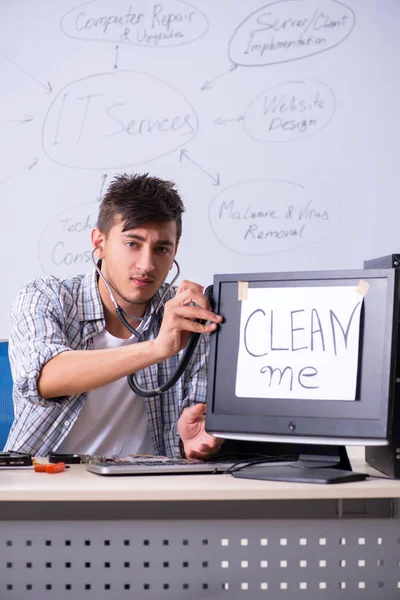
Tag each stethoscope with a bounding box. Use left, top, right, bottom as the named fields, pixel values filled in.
left=91, top=247, right=206, bottom=397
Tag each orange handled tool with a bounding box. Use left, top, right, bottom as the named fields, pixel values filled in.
left=34, top=462, right=66, bottom=474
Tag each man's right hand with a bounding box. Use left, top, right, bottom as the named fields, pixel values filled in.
left=154, top=280, right=223, bottom=359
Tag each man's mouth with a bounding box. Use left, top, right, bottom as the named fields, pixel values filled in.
left=132, top=277, right=154, bottom=287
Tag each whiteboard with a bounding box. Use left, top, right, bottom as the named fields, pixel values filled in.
left=0, top=0, right=399, bottom=338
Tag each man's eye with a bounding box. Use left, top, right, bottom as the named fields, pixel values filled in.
left=157, top=247, right=169, bottom=254
left=127, top=242, right=138, bottom=248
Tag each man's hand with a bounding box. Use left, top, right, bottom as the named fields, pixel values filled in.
left=154, top=281, right=222, bottom=360
left=178, top=403, right=224, bottom=460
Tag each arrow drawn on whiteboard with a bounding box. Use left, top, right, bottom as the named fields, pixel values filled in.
left=28, top=157, right=39, bottom=170
left=0, top=157, right=39, bottom=187
left=97, top=174, right=108, bottom=201
left=213, top=115, right=244, bottom=126
left=0, top=50, right=52, bottom=93
left=114, top=45, right=119, bottom=69
left=180, top=149, right=220, bottom=186
left=201, top=63, right=238, bottom=91
left=5, top=114, right=34, bottom=124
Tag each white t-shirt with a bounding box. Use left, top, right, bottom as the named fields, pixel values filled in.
left=58, top=328, right=154, bottom=457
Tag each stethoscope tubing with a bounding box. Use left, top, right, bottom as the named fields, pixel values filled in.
left=91, top=247, right=180, bottom=341
left=91, top=246, right=204, bottom=397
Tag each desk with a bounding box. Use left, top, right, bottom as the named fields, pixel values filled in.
left=1, top=458, right=400, bottom=600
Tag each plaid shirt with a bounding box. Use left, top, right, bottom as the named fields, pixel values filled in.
left=5, top=268, right=209, bottom=457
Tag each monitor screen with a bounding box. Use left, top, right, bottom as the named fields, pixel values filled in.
left=206, top=269, right=398, bottom=456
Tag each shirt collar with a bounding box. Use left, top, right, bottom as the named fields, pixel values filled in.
left=77, top=267, right=104, bottom=323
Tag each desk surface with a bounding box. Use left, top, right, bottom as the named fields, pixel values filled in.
left=0, top=459, right=398, bottom=502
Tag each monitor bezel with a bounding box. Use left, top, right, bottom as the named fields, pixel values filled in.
left=206, top=268, right=398, bottom=446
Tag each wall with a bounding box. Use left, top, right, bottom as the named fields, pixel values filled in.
left=0, top=0, right=398, bottom=337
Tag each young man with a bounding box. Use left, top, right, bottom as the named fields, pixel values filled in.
left=5, top=173, right=223, bottom=459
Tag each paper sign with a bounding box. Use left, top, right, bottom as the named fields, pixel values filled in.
left=235, top=286, right=363, bottom=400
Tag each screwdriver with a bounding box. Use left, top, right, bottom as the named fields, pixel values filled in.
left=34, top=462, right=67, bottom=474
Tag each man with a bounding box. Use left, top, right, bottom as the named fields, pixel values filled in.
left=5, top=173, right=223, bottom=459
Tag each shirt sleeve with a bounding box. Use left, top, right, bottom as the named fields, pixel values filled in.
left=9, top=279, right=73, bottom=406
left=182, top=333, right=209, bottom=409
left=171, top=333, right=210, bottom=457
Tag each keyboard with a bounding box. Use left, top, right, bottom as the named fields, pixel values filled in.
left=85, top=456, right=236, bottom=476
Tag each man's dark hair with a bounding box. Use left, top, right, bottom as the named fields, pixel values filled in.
left=97, top=173, right=185, bottom=241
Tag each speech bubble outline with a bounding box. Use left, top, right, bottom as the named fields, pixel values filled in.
left=38, top=201, right=99, bottom=276
left=228, top=0, right=356, bottom=67
left=60, top=0, right=209, bottom=47
left=243, top=79, right=336, bottom=143
left=42, top=70, right=199, bottom=170
left=208, top=179, right=342, bottom=257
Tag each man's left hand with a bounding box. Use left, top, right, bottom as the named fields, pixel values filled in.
left=178, top=404, right=224, bottom=460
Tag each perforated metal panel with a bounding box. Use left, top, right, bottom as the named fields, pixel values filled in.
left=2, top=518, right=400, bottom=599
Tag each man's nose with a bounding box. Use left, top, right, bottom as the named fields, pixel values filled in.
left=136, top=248, right=155, bottom=273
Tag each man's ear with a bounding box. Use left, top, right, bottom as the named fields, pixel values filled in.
left=91, top=227, right=105, bottom=259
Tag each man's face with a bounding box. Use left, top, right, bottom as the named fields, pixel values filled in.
left=94, top=217, right=178, bottom=309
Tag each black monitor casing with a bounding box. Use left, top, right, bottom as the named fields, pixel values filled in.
left=206, top=269, right=400, bottom=472
left=364, top=254, right=400, bottom=270
left=364, top=255, right=400, bottom=477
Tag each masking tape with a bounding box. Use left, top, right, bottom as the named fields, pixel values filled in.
left=238, top=281, right=248, bottom=301
left=356, top=279, right=370, bottom=296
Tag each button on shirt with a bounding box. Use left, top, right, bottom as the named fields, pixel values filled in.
left=5, top=268, right=209, bottom=457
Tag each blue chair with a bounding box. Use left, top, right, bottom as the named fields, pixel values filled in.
left=0, top=341, right=14, bottom=450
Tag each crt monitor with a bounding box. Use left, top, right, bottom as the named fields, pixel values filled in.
left=205, top=268, right=399, bottom=483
